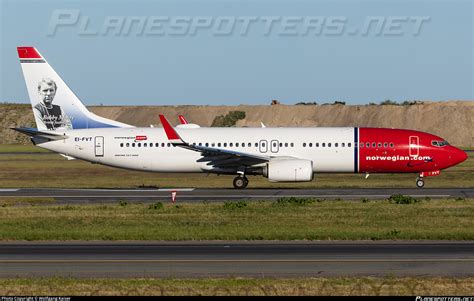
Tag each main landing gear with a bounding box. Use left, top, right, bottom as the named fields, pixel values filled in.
left=233, top=176, right=249, bottom=189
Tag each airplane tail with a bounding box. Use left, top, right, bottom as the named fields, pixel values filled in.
left=17, top=46, right=132, bottom=131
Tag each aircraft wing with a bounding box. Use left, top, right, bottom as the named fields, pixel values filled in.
left=159, top=115, right=269, bottom=168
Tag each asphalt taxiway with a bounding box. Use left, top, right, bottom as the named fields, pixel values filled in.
left=0, top=242, right=472, bottom=278
left=0, top=188, right=472, bottom=203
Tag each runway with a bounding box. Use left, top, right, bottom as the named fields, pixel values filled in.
left=0, top=242, right=472, bottom=278
left=0, top=188, right=472, bottom=203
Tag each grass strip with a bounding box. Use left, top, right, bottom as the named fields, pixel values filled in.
left=0, top=198, right=472, bottom=240
left=0, top=277, right=472, bottom=296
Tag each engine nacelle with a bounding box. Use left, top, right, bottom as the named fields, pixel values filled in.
left=263, top=159, right=314, bottom=182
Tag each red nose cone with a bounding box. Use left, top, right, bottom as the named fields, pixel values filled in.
left=453, top=148, right=468, bottom=165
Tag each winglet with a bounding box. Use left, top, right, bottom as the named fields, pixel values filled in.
left=159, top=114, right=183, bottom=143
left=178, top=115, right=188, bottom=124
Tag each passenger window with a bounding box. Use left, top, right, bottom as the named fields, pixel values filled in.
left=236, top=143, right=239, bottom=147
left=167, top=143, right=171, bottom=147
left=285, top=143, right=288, bottom=147
left=205, top=143, right=209, bottom=147
left=309, top=143, right=312, bottom=147
left=390, top=143, right=394, bottom=148
left=384, top=142, right=388, bottom=148
left=120, top=143, right=123, bottom=147
left=212, top=143, right=215, bottom=147
left=322, top=143, right=326, bottom=147
left=218, top=143, right=221, bottom=147
left=377, top=143, right=382, bottom=147
left=348, top=143, right=351, bottom=147
left=126, top=143, right=129, bottom=147
left=303, top=143, right=306, bottom=147
left=132, top=143, right=136, bottom=147
left=366, top=142, right=370, bottom=148
left=144, top=143, right=147, bottom=147
left=372, top=142, right=376, bottom=148
left=279, top=142, right=283, bottom=147
left=342, top=143, right=345, bottom=147
left=316, top=143, right=319, bottom=147
left=229, top=143, right=233, bottom=147
left=328, top=143, right=331, bottom=147
left=290, top=143, right=294, bottom=147
left=248, top=143, right=251, bottom=147
left=161, top=143, right=165, bottom=147
left=335, top=143, right=338, bottom=147
left=255, top=142, right=258, bottom=147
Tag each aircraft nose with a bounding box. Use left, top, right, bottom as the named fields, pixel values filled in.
left=451, top=147, right=468, bottom=165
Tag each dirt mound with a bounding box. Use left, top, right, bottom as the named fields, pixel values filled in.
left=1, top=101, right=473, bottom=146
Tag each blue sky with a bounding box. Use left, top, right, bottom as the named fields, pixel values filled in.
left=1, top=0, right=472, bottom=105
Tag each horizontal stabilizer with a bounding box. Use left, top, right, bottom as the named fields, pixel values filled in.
left=11, top=127, right=68, bottom=140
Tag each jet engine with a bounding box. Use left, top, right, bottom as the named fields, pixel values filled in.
left=263, top=159, right=314, bottom=182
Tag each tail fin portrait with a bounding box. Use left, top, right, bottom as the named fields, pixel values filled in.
left=17, top=46, right=132, bottom=131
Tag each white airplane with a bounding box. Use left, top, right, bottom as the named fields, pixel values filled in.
left=14, top=47, right=467, bottom=188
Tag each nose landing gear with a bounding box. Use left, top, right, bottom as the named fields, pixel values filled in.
left=416, top=177, right=424, bottom=188
left=233, top=176, right=249, bottom=189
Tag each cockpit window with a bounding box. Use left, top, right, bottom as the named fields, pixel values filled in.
left=432, top=140, right=449, bottom=147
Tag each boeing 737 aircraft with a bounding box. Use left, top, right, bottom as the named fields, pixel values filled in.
left=14, top=47, right=467, bottom=188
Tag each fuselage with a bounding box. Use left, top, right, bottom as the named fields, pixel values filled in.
left=35, top=126, right=467, bottom=175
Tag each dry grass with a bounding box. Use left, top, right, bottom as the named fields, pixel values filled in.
left=0, top=277, right=472, bottom=296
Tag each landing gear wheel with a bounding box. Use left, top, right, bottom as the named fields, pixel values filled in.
left=416, top=178, right=424, bottom=188
left=233, top=176, right=248, bottom=189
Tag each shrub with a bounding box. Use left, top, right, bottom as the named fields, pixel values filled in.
left=388, top=194, right=419, bottom=204
left=148, top=202, right=164, bottom=210
left=380, top=99, right=398, bottom=105
left=295, top=101, right=318, bottom=105
left=386, top=229, right=401, bottom=237
left=401, top=100, right=423, bottom=106
left=119, top=201, right=128, bottom=207
left=275, top=197, right=316, bottom=206
left=223, top=201, right=248, bottom=210
left=333, top=101, right=346, bottom=105
left=211, top=111, right=246, bottom=127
